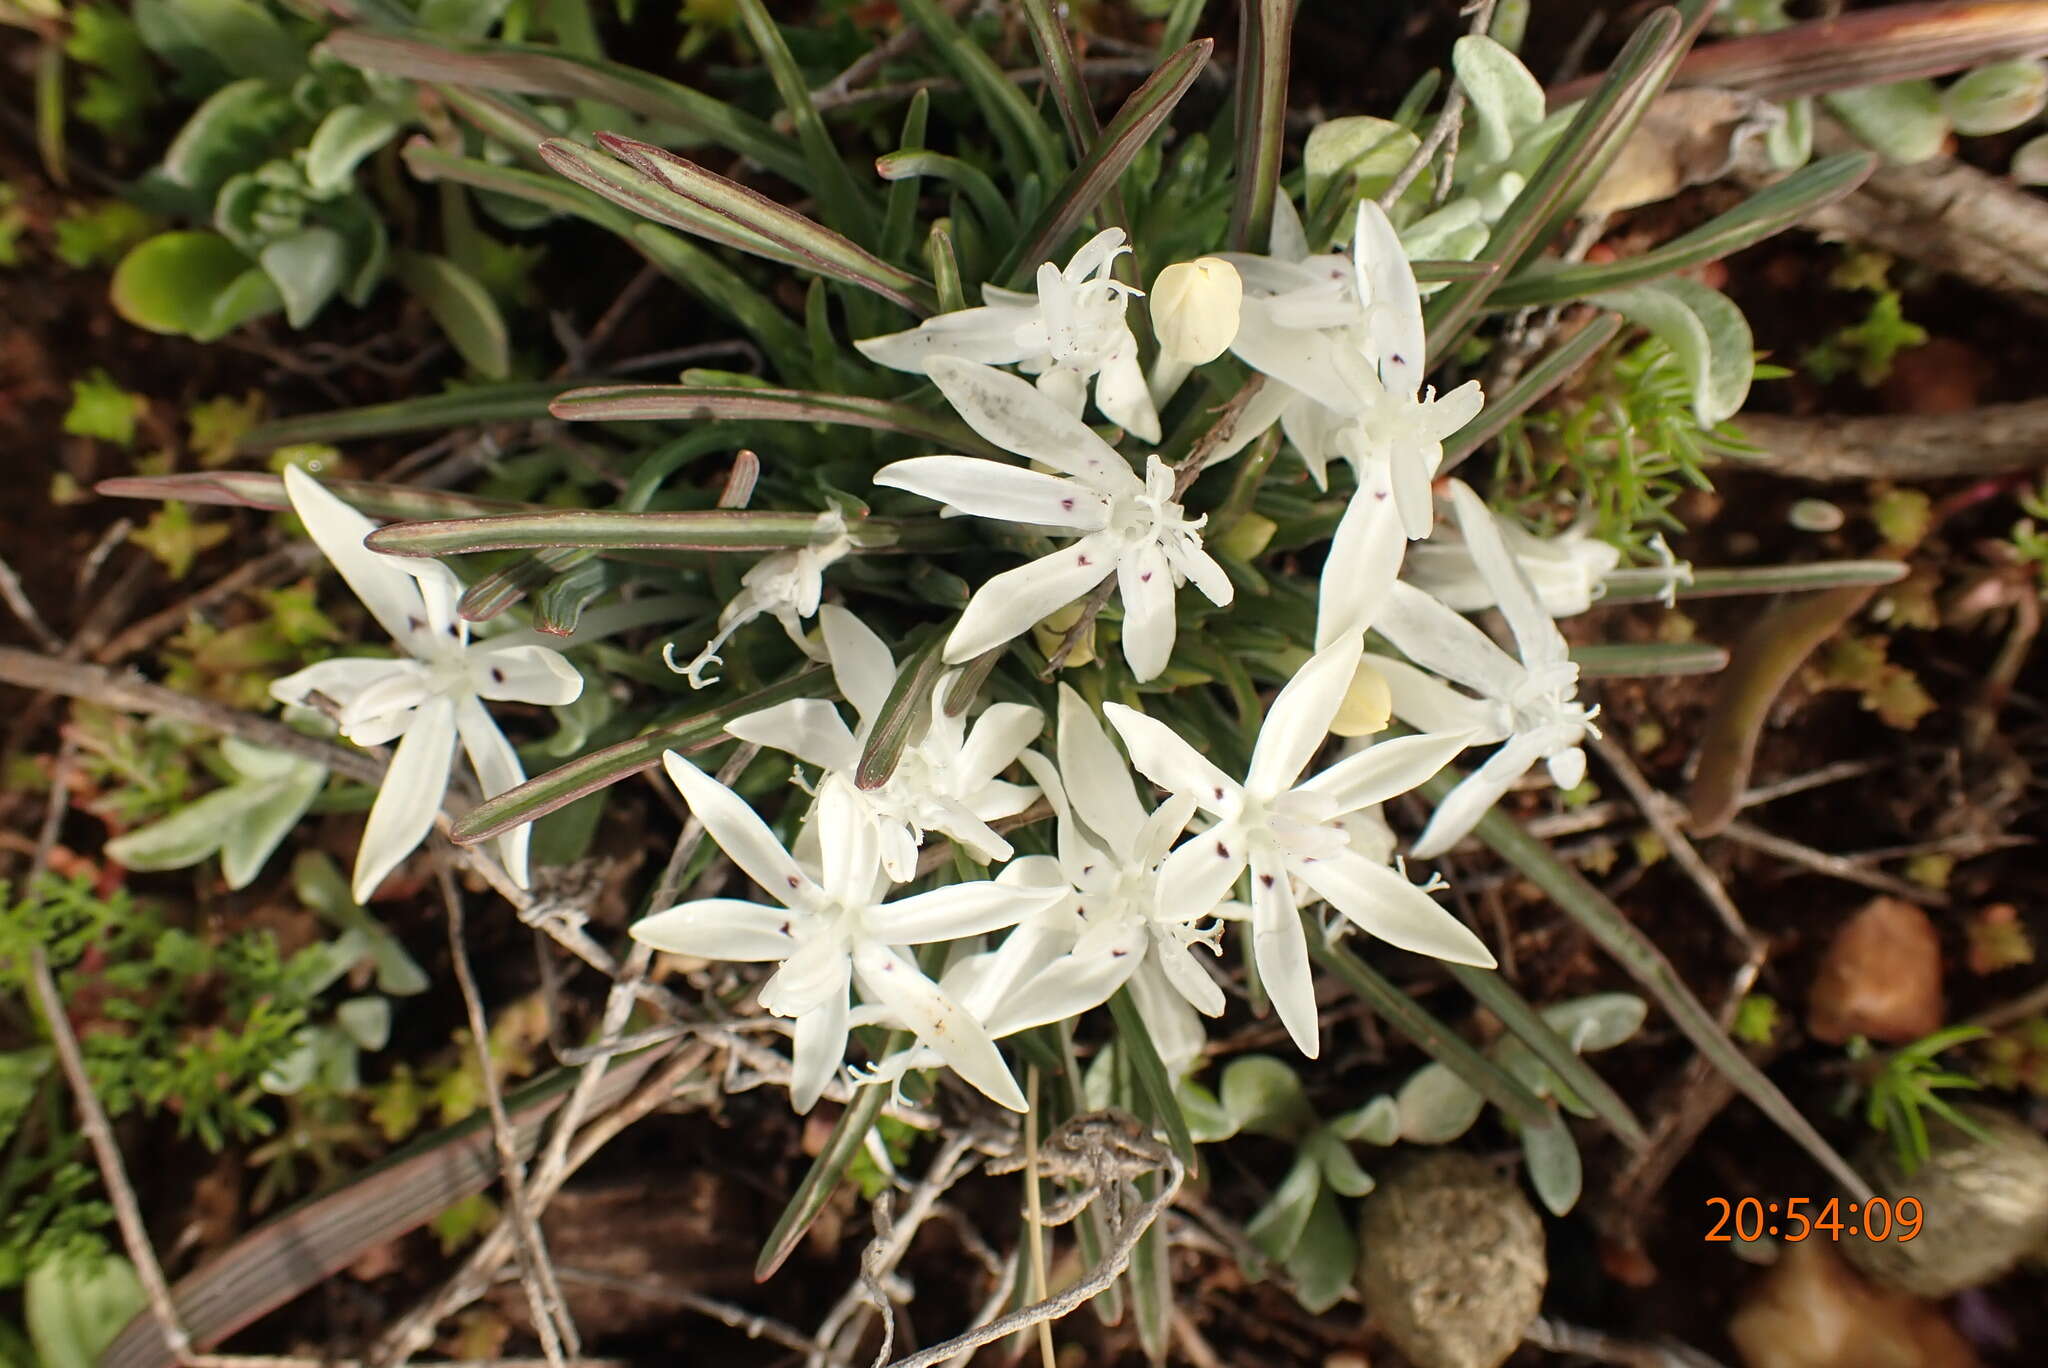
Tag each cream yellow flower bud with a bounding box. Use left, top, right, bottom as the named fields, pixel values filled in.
left=1330, top=657, right=1393, bottom=738
left=1150, top=257, right=1242, bottom=364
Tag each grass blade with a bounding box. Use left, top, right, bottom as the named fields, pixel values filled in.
left=1018, top=0, right=1100, bottom=158
left=461, top=546, right=594, bottom=622
left=1426, top=768, right=1874, bottom=1199
left=451, top=667, right=833, bottom=843
left=1001, top=40, right=1214, bottom=285
left=894, top=0, right=1065, bottom=189
left=365, top=510, right=868, bottom=558
left=755, top=1071, right=893, bottom=1280
left=855, top=632, right=951, bottom=790
left=1227, top=0, right=1298, bottom=251
left=1489, top=152, right=1876, bottom=308
left=733, top=0, right=875, bottom=239
left=1600, top=558, right=1908, bottom=602
left=97, top=472, right=532, bottom=520
left=579, top=134, right=935, bottom=314
left=1444, top=962, right=1648, bottom=1148
left=230, top=381, right=581, bottom=452
left=1571, top=641, right=1730, bottom=677
left=321, top=28, right=808, bottom=186
left=1311, top=936, right=1553, bottom=1132
left=1107, top=988, right=1199, bottom=1175
left=549, top=383, right=1005, bottom=457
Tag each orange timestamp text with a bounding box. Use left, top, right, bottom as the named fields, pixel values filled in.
left=1705, top=1195, right=1922, bottom=1242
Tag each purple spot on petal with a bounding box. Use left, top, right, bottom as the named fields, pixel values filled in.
left=490, top=667, right=506, bottom=684
left=1260, top=874, right=1276, bottom=889
left=1078, top=554, right=1092, bottom=567
left=1215, top=841, right=1230, bottom=859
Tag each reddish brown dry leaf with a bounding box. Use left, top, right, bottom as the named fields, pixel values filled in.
left=1729, top=1242, right=1979, bottom=1368
left=1808, top=896, right=1945, bottom=1045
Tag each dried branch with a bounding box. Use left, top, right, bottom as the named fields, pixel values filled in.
left=1738, top=402, right=2048, bottom=482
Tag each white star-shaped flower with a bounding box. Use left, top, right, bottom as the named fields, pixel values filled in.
left=1371, top=481, right=1602, bottom=858
left=631, top=752, right=1059, bottom=1112
left=1403, top=496, right=1624, bottom=618
left=1104, top=636, right=1494, bottom=1059
left=667, top=509, right=852, bottom=688
left=856, top=228, right=1160, bottom=441
left=269, top=468, right=583, bottom=901
left=727, top=604, right=1041, bottom=882
left=874, top=357, right=1232, bottom=682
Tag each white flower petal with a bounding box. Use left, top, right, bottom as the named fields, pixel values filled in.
left=955, top=702, right=1045, bottom=791
left=470, top=644, right=584, bottom=706
left=1227, top=297, right=1359, bottom=413
left=852, top=943, right=1027, bottom=1112
left=1170, top=540, right=1236, bottom=608
left=1409, top=731, right=1550, bottom=858
left=875, top=456, right=1106, bottom=531
left=630, top=898, right=799, bottom=960
left=819, top=604, right=897, bottom=726
left=984, top=921, right=1146, bottom=1038
left=1055, top=685, right=1148, bottom=856
left=282, top=465, right=438, bottom=653
left=1547, top=743, right=1587, bottom=791
left=1093, top=335, right=1161, bottom=443
left=1295, top=850, right=1495, bottom=967
left=1127, top=954, right=1210, bottom=1073
left=1315, top=463, right=1407, bottom=647
left=814, top=776, right=884, bottom=902
left=1374, top=581, right=1526, bottom=701
left=352, top=695, right=457, bottom=902
left=270, top=656, right=411, bottom=712
left=454, top=695, right=531, bottom=887
left=789, top=957, right=852, bottom=1114
left=1247, top=636, right=1361, bottom=798
left=854, top=306, right=1032, bottom=371
left=1353, top=200, right=1425, bottom=396
left=865, top=880, right=1044, bottom=945
left=1269, top=190, right=1309, bottom=263
left=1154, top=938, right=1227, bottom=1018
left=945, top=535, right=1115, bottom=663
left=1372, top=656, right=1502, bottom=740
left=925, top=357, right=1134, bottom=488
left=662, top=750, right=811, bottom=905
left=1102, top=702, right=1242, bottom=816
left=1249, top=846, right=1319, bottom=1058
left=726, top=699, right=862, bottom=774
left=1117, top=541, right=1178, bottom=683
left=1299, top=729, right=1474, bottom=814
left=1157, top=824, right=1250, bottom=923
left=1446, top=479, right=1569, bottom=670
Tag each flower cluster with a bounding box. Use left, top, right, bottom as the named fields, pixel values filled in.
left=287, top=202, right=1654, bottom=1116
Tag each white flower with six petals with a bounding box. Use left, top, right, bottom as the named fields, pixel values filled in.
left=270, top=467, right=583, bottom=901
left=667, top=509, right=852, bottom=687
left=875, top=357, right=1232, bottom=682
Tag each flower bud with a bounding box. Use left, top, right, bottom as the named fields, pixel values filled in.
left=1331, top=657, right=1393, bottom=737
left=1150, top=257, right=1242, bottom=364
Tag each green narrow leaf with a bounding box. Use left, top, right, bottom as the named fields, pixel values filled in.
left=322, top=28, right=810, bottom=187
left=1432, top=768, right=1874, bottom=1200
left=856, top=632, right=951, bottom=790
left=460, top=546, right=597, bottom=622
left=1490, top=152, right=1875, bottom=307
left=1018, top=0, right=1100, bottom=159
left=1440, top=312, right=1621, bottom=473
left=364, top=509, right=870, bottom=558
left=234, top=380, right=578, bottom=452
left=452, top=667, right=833, bottom=842
left=565, top=134, right=936, bottom=315
left=548, top=383, right=1004, bottom=457
left=1227, top=0, right=1298, bottom=251
left=533, top=556, right=610, bottom=636
left=755, top=1067, right=893, bottom=1280
left=1424, top=8, right=1687, bottom=354
left=1106, top=988, right=1199, bottom=1175
left=1312, top=936, right=1553, bottom=1132
left=392, top=250, right=511, bottom=379
left=894, top=0, right=1064, bottom=189
left=97, top=471, right=534, bottom=520
left=1001, top=39, right=1214, bottom=285
left=926, top=220, right=966, bottom=314
left=1570, top=641, right=1729, bottom=677
left=1599, top=558, right=1908, bottom=602
left=880, top=91, right=932, bottom=265
left=1443, top=963, right=1647, bottom=1148
left=877, top=150, right=1016, bottom=238
left=733, top=0, right=874, bottom=239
